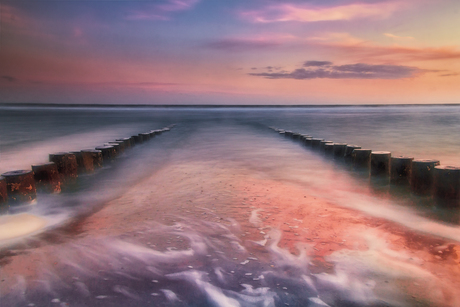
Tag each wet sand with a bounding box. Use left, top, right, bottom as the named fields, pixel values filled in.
left=2, top=154, right=460, bottom=306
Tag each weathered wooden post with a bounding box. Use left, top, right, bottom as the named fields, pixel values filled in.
left=311, top=138, right=324, bottom=149
left=352, top=149, right=372, bottom=170
left=370, top=151, right=391, bottom=177
left=32, top=162, right=61, bottom=193
left=433, top=166, right=460, bottom=207
left=116, top=138, right=132, bottom=149
left=70, top=151, right=94, bottom=173
left=410, top=159, right=440, bottom=195
left=139, top=133, right=150, bottom=141
left=344, top=145, right=361, bottom=164
left=49, top=152, right=78, bottom=185
left=132, top=135, right=143, bottom=144
left=390, top=156, right=414, bottom=184
left=319, top=141, right=333, bottom=152
left=104, top=143, right=121, bottom=156
left=1, top=170, right=37, bottom=207
left=95, top=146, right=116, bottom=161
left=81, top=149, right=103, bottom=168
left=324, top=143, right=335, bottom=157
left=333, top=143, right=348, bottom=160
left=0, top=176, right=8, bottom=214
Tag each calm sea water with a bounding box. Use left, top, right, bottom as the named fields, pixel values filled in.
left=1, top=105, right=460, bottom=306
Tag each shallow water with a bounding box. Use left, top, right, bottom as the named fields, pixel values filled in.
left=1, top=105, right=460, bottom=306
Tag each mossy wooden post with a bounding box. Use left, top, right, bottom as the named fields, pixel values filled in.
left=433, top=166, right=460, bottom=207
left=49, top=152, right=78, bottom=185
left=1, top=170, right=37, bottom=207
left=390, top=156, right=413, bottom=184
left=410, top=159, right=440, bottom=195
left=32, top=162, right=61, bottom=193
left=0, top=176, right=8, bottom=214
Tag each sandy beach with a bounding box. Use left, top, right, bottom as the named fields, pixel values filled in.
left=2, top=146, right=460, bottom=306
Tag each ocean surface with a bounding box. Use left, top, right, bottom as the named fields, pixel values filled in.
left=1, top=105, right=460, bottom=306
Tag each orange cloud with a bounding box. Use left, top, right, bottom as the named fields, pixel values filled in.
left=384, top=33, right=415, bottom=41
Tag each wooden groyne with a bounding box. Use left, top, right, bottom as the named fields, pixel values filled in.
left=270, top=127, right=460, bottom=207
left=0, top=125, right=176, bottom=214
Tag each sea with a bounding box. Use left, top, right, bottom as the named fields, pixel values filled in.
left=1, top=104, right=460, bottom=307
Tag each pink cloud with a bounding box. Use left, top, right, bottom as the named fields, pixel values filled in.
left=125, top=0, right=200, bottom=21
left=240, top=1, right=407, bottom=23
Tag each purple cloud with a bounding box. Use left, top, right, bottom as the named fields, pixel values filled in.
left=304, top=61, right=333, bottom=67
left=1, top=76, right=17, bottom=82
left=250, top=61, right=428, bottom=79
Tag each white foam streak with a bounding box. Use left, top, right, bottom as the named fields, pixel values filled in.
left=267, top=228, right=311, bottom=271
left=111, top=240, right=194, bottom=262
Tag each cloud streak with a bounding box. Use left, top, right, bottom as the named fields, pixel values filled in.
left=125, top=0, right=200, bottom=21
left=205, top=38, right=282, bottom=51
left=240, top=1, right=406, bottom=23
left=250, top=61, right=429, bottom=80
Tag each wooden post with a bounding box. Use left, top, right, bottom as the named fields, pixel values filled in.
left=0, top=176, right=8, bottom=214
left=49, top=152, right=78, bottom=185
left=81, top=149, right=103, bottom=168
left=32, top=162, right=61, bottom=193
left=344, top=145, right=361, bottom=164
left=333, top=143, right=348, bottom=159
left=311, top=138, right=324, bottom=149
left=433, top=166, right=460, bottom=207
left=1, top=170, right=37, bottom=207
left=95, top=146, right=116, bottom=161
left=370, top=151, right=391, bottom=177
left=352, top=149, right=372, bottom=170
left=132, top=135, right=143, bottom=144
left=410, top=159, right=440, bottom=195
left=319, top=140, right=333, bottom=151
left=324, top=143, right=335, bottom=157
left=390, top=156, right=413, bottom=184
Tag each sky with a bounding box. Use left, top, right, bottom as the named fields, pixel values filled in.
left=1, top=0, right=460, bottom=105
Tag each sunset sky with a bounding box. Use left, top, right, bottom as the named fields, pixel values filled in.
left=1, top=0, right=460, bottom=105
